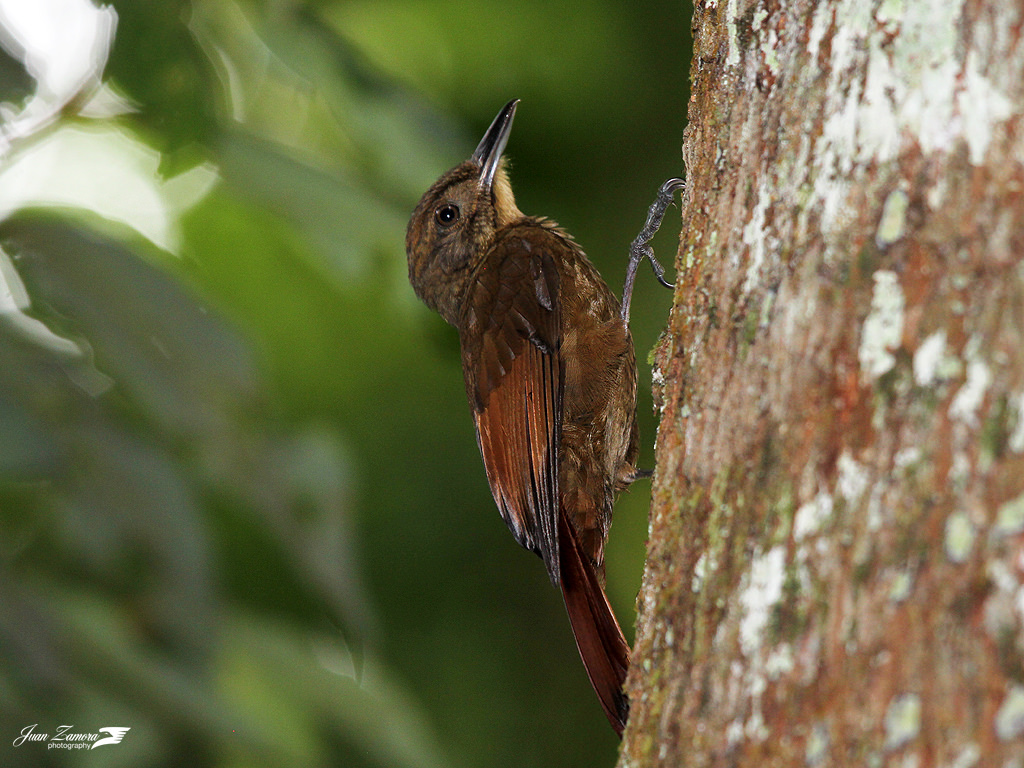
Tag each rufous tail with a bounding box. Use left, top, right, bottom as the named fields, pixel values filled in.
left=557, top=511, right=631, bottom=736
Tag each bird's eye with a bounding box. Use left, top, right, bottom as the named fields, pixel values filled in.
left=434, top=203, right=460, bottom=227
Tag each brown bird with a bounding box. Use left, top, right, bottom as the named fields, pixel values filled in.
left=406, top=99, right=681, bottom=736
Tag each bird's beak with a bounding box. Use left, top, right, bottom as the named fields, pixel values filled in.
left=472, top=99, right=519, bottom=193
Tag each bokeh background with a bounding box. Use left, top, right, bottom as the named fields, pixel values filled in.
left=0, top=1, right=690, bottom=766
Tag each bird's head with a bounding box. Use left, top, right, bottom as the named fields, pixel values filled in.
left=406, top=99, right=523, bottom=325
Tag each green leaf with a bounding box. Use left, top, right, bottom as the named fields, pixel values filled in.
left=219, top=614, right=458, bottom=768
left=216, top=130, right=406, bottom=283
left=0, top=211, right=260, bottom=442
left=105, top=0, right=220, bottom=170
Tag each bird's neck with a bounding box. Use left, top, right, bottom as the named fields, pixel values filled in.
left=491, top=164, right=524, bottom=226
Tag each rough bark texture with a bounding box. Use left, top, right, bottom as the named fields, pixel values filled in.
left=622, top=0, right=1024, bottom=766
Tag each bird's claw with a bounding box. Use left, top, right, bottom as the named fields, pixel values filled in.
left=621, top=178, right=685, bottom=323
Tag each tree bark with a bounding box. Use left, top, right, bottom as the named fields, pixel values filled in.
left=622, top=0, right=1024, bottom=765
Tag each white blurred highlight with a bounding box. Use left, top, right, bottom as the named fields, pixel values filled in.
left=0, top=0, right=118, bottom=151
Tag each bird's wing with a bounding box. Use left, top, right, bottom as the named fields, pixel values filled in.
left=460, top=231, right=562, bottom=583
left=461, top=228, right=631, bottom=735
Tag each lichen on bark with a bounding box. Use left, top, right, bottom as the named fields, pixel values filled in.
left=622, top=0, right=1024, bottom=766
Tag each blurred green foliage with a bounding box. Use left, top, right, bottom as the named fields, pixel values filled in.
left=0, top=0, right=689, bottom=766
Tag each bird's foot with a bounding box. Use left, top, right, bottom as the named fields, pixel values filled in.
left=621, top=178, right=685, bottom=324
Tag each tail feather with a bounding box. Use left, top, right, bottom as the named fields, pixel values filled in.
left=557, top=511, right=630, bottom=736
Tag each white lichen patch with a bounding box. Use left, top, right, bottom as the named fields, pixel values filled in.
left=761, top=29, right=780, bottom=76
left=948, top=743, right=980, bottom=768
left=837, top=451, right=870, bottom=504
left=745, top=706, right=768, bottom=741
left=950, top=450, right=972, bottom=489
left=993, top=492, right=1024, bottom=537
left=876, top=0, right=903, bottom=27
left=828, top=1, right=874, bottom=76
left=692, top=550, right=717, bottom=593
left=894, top=445, right=922, bottom=470
left=866, top=482, right=886, bottom=532
left=944, top=511, right=977, bottom=562
left=739, top=546, right=786, bottom=657
left=725, top=718, right=744, bottom=747
left=995, top=684, right=1024, bottom=741
left=884, top=692, right=922, bottom=750
left=1017, top=583, right=1024, bottom=631
left=806, top=722, right=830, bottom=766
left=795, top=492, right=835, bottom=541
left=725, top=0, right=741, bottom=66
left=1008, top=392, right=1024, bottom=453
left=725, top=557, right=796, bottom=752
left=876, top=187, right=909, bottom=246
left=742, top=181, right=772, bottom=294
left=651, top=365, right=665, bottom=389
left=949, top=358, right=992, bottom=426
left=764, top=642, right=795, bottom=678
left=913, top=330, right=963, bottom=386
left=859, top=270, right=905, bottom=380
left=781, top=287, right=821, bottom=353
left=807, top=0, right=1014, bottom=243
left=856, top=0, right=964, bottom=161
left=983, top=560, right=1021, bottom=647
left=958, top=51, right=1014, bottom=165
left=889, top=570, right=914, bottom=602
left=805, top=3, right=830, bottom=62
left=987, top=559, right=1019, bottom=594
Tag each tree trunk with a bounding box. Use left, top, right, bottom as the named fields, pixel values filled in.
left=622, top=0, right=1024, bottom=765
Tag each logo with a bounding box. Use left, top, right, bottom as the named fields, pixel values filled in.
left=91, top=727, right=130, bottom=748
left=13, top=724, right=131, bottom=750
